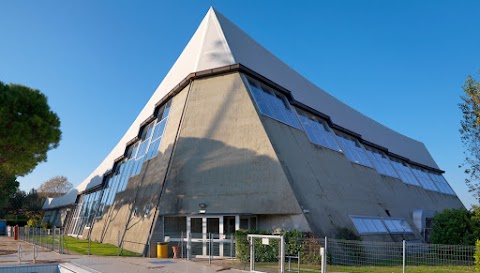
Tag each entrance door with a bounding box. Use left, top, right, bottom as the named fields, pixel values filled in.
left=187, top=216, right=222, bottom=257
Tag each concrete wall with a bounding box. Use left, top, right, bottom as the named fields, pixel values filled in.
left=260, top=116, right=464, bottom=241
left=158, top=73, right=303, bottom=217
left=89, top=84, right=190, bottom=254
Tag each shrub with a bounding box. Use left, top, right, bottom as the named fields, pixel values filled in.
left=430, top=208, right=480, bottom=245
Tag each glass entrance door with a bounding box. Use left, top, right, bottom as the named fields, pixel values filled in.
left=187, top=216, right=222, bottom=257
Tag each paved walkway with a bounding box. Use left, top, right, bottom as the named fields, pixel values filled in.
left=0, top=236, right=245, bottom=273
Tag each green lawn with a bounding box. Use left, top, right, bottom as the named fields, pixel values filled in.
left=216, top=260, right=475, bottom=273
left=28, top=234, right=141, bottom=256
left=325, top=265, right=475, bottom=273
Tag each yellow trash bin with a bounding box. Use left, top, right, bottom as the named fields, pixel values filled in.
left=157, top=242, right=168, bottom=258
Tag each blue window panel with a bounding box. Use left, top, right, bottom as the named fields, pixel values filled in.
left=335, top=133, right=373, bottom=168
left=129, top=143, right=140, bottom=159
left=365, top=147, right=399, bottom=178
left=142, top=122, right=155, bottom=140
left=249, top=81, right=274, bottom=117
left=383, top=219, right=412, bottom=233
left=152, top=119, right=167, bottom=141
left=146, top=139, right=160, bottom=160
left=429, top=172, right=456, bottom=195
left=351, top=217, right=388, bottom=234
left=246, top=78, right=301, bottom=129
left=390, top=159, right=421, bottom=186
left=298, top=114, right=341, bottom=151
left=106, top=175, right=121, bottom=206
left=161, top=102, right=171, bottom=120
left=123, top=159, right=134, bottom=180
left=136, top=140, right=149, bottom=159
left=351, top=218, right=368, bottom=234
left=130, top=159, right=144, bottom=177
left=411, top=167, right=438, bottom=192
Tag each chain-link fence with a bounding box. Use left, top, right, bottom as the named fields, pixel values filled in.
left=184, top=234, right=475, bottom=273
left=324, top=238, right=474, bottom=267
left=17, top=227, right=68, bottom=254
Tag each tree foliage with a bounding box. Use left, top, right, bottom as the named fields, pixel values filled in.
left=459, top=73, right=480, bottom=200
left=0, top=170, right=19, bottom=209
left=0, top=81, right=61, bottom=180
left=430, top=207, right=480, bottom=245
left=38, top=175, right=72, bottom=196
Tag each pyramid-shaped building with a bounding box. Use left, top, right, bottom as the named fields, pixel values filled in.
left=43, top=8, right=464, bottom=257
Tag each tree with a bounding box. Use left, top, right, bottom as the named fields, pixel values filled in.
left=38, top=175, right=72, bottom=197
left=0, top=170, right=18, bottom=210
left=0, top=81, right=61, bottom=184
left=459, top=73, right=480, bottom=200
left=430, top=208, right=480, bottom=245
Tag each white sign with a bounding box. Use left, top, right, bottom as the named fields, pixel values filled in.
left=262, top=238, right=270, bottom=245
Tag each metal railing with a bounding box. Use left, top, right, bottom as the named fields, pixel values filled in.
left=18, top=226, right=68, bottom=254
left=185, top=234, right=475, bottom=272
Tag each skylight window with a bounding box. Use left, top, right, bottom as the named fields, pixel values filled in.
left=335, top=132, right=373, bottom=168
left=297, top=110, right=341, bottom=151
left=428, top=172, right=456, bottom=195
left=351, top=216, right=388, bottom=234
left=351, top=216, right=413, bottom=235
left=364, top=146, right=399, bottom=178
left=383, top=219, right=413, bottom=233
left=410, top=166, right=438, bottom=192
left=389, top=158, right=421, bottom=186
left=246, top=77, right=301, bottom=129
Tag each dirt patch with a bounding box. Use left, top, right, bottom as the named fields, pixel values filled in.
left=0, top=236, right=34, bottom=256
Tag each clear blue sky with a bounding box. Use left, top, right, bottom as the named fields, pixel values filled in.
left=1, top=1, right=479, bottom=207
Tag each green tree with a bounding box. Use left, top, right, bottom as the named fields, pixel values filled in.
left=0, top=171, right=18, bottom=212
left=459, top=73, right=480, bottom=200
left=0, top=81, right=61, bottom=196
left=430, top=208, right=480, bottom=245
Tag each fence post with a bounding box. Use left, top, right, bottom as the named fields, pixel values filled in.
left=53, top=227, right=56, bottom=251
left=117, top=230, right=121, bottom=256
left=33, top=243, right=37, bottom=264
left=87, top=228, right=91, bottom=255
left=187, top=232, right=191, bottom=260
left=208, top=233, right=212, bottom=265
left=181, top=231, right=184, bottom=259
left=402, top=240, right=406, bottom=273
left=251, top=236, right=254, bottom=271
left=280, top=235, right=285, bottom=273
left=321, top=237, right=327, bottom=273
left=18, top=244, right=22, bottom=264
left=230, top=235, right=233, bottom=259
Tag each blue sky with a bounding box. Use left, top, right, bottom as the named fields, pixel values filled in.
left=1, top=1, right=479, bottom=207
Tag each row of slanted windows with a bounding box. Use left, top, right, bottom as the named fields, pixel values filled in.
left=245, top=76, right=456, bottom=196
left=67, top=190, right=101, bottom=236
left=95, top=101, right=172, bottom=218
left=351, top=216, right=413, bottom=235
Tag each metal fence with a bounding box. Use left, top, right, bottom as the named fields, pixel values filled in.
left=18, top=226, right=68, bottom=254
left=323, top=238, right=475, bottom=267
left=186, top=234, right=475, bottom=272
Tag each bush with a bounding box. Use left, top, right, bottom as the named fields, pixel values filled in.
left=430, top=208, right=480, bottom=245
left=235, top=229, right=322, bottom=264
left=26, top=218, right=40, bottom=227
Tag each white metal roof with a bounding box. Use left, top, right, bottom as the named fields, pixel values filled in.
left=43, top=7, right=439, bottom=209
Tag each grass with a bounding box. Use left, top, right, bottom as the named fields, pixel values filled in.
left=325, top=265, right=475, bottom=273
left=213, top=260, right=475, bottom=273
left=28, top=234, right=141, bottom=256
